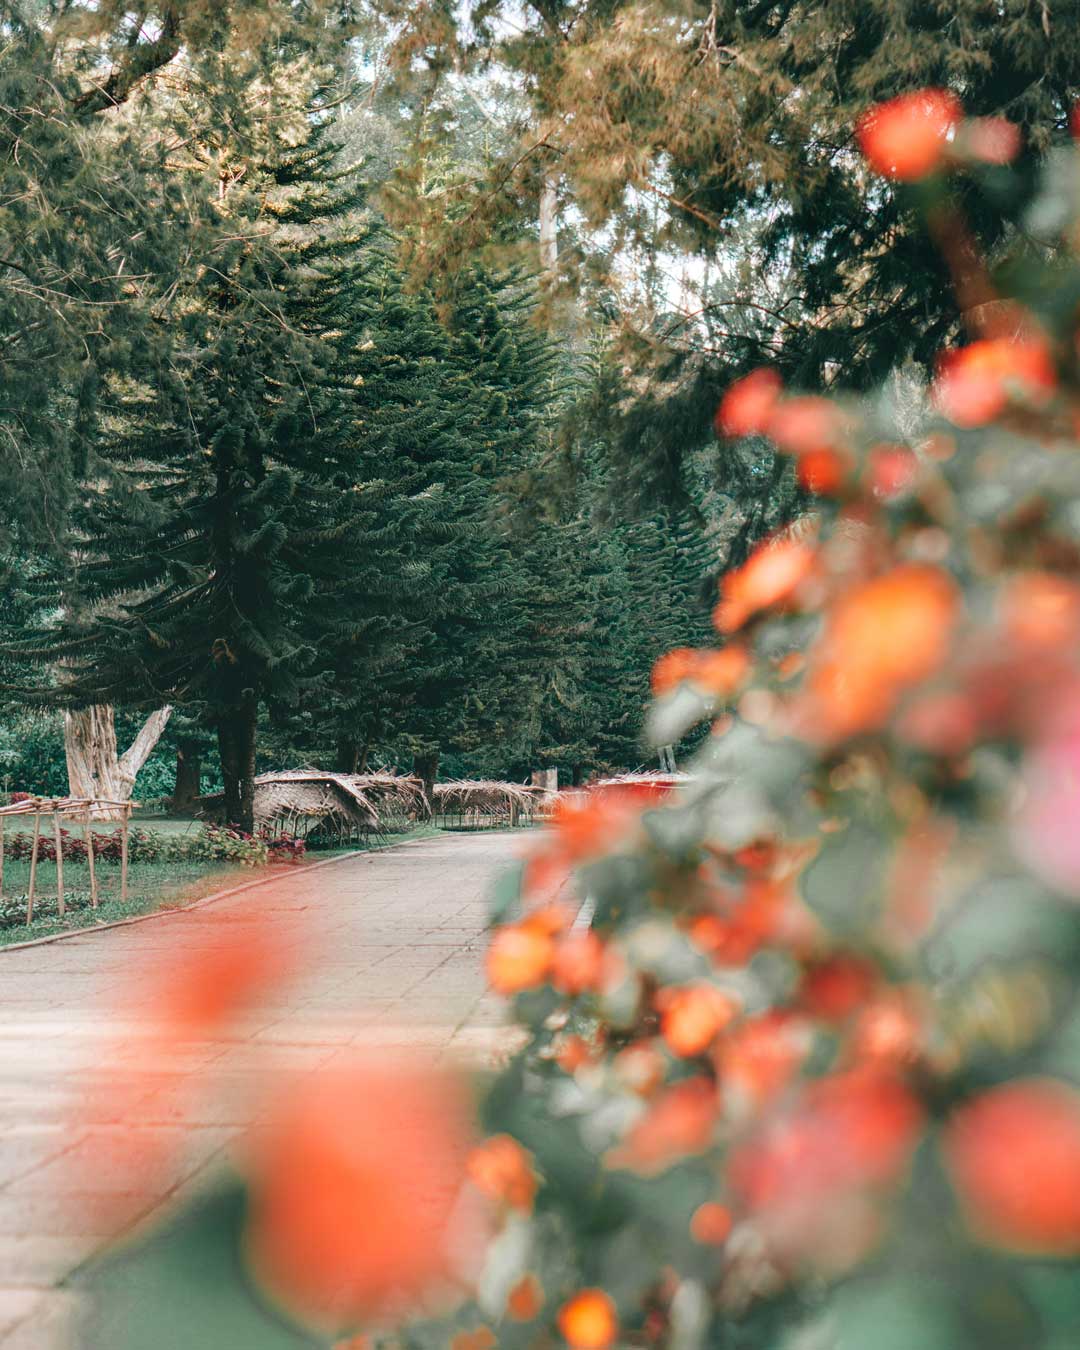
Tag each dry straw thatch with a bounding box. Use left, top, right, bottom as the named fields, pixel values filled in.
left=198, top=770, right=425, bottom=838
left=433, top=779, right=538, bottom=825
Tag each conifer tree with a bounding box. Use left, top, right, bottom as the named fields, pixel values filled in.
left=22, top=100, right=415, bottom=829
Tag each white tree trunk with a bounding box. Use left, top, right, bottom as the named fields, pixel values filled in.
left=64, top=704, right=172, bottom=818
left=539, top=172, right=558, bottom=276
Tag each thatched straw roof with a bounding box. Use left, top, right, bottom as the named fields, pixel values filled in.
left=433, top=779, right=539, bottom=815
left=593, top=772, right=693, bottom=788
left=198, top=770, right=425, bottom=833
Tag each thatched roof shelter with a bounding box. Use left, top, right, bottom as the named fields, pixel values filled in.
left=198, top=770, right=425, bottom=837
left=433, top=779, right=539, bottom=825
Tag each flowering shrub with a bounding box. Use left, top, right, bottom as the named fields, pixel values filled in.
left=2, top=823, right=305, bottom=866
left=83, top=97, right=1080, bottom=1350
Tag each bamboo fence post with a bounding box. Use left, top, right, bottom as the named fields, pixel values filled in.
left=26, top=811, right=40, bottom=925
left=120, top=804, right=130, bottom=904
left=84, top=810, right=98, bottom=910
left=53, top=810, right=64, bottom=919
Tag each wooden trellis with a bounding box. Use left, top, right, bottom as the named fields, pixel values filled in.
left=0, top=796, right=135, bottom=925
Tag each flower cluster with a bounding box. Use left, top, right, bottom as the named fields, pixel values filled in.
left=85, top=92, right=1080, bottom=1350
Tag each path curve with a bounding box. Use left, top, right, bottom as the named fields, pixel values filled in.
left=0, top=831, right=533, bottom=1347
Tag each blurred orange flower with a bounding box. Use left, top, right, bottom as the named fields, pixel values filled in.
left=796, top=446, right=847, bottom=495
left=558, top=1289, right=619, bottom=1350
left=798, top=954, right=879, bottom=1024
left=767, top=396, right=848, bottom=457
left=944, top=1078, right=1080, bottom=1253
left=856, top=88, right=962, bottom=180
left=136, top=919, right=299, bottom=1043
left=467, top=1133, right=538, bottom=1212
left=507, top=1272, right=545, bottom=1321
left=690, top=1201, right=733, bottom=1245
left=607, top=1077, right=719, bottom=1174
left=555, top=1032, right=599, bottom=1074
left=659, top=983, right=740, bottom=1057
left=486, top=922, right=555, bottom=994
left=932, top=337, right=1055, bottom=427
left=651, top=645, right=749, bottom=698
left=867, top=444, right=918, bottom=499
left=802, top=564, right=959, bottom=739
left=728, top=1069, right=923, bottom=1213
left=451, top=1328, right=497, bottom=1350
left=714, top=536, right=816, bottom=632
left=848, top=990, right=924, bottom=1066
left=716, top=1010, right=811, bottom=1114
left=612, top=1039, right=667, bottom=1097
left=551, top=930, right=608, bottom=995
left=244, top=1053, right=473, bottom=1328
left=1000, top=572, right=1080, bottom=650
left=714, top=368, right=783, bottom=438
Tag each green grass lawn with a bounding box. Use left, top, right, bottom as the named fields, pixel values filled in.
left=0, top=856, right=253, bottom=946
left=0, top=822, right=446, bottom=947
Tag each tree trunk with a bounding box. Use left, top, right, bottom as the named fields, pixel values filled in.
left=218, top=697, right=258, bottom=833
left=413, top=751, right=439, bottom=821
left=64, top=704, right=172, bottom=818
left=539, top=172, right=558, bottom=276
left=170, top=739, right=203, bottom=814
left=335, top=737, right=360, bottom=774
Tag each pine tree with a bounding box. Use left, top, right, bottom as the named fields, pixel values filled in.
left=20, top=103, right=425, bottom=829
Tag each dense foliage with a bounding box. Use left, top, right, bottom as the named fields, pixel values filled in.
left=70, top=93, right=1080, bottom=1350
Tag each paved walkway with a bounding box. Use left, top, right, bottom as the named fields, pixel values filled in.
left=0, top=831, right=535, bottom=1348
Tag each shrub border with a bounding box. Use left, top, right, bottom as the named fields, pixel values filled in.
left=0, top=835, right=439, bottom=954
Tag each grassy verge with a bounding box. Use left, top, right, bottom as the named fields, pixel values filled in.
left=0, top=823, right=445, bottom=948
left=0, top=857, right=252, bottom=946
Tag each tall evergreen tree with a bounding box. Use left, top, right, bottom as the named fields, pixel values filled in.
left=20, top=101, right=417, bottom=828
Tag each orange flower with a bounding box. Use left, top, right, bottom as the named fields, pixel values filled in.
left=694, top=645, right=751, bottom=696
left=796, top=446, right=846, bottom=495
left=555, top=1033, right=598, bottom=1074
left=451, top=1328, right=497, bottom=1350
left=714, top=537, right=816, bottom=632
left=244, top=1053, right=472, bottom=1328
left=653, top=646, right=750, bottom=698
left=467, top=1133, right=538, bottom=1212
left=659, top=983, right=740, bottom=1057
left=932, top=338, right=1056, bottom=427
left=507, top=1272, right=545, bottom=1321
left=714, top=368, right=783, bottom=438
left=612, top=1040, right=666, bottom=1097
left=550, top=788, right=646, bottom=863
left=134, top=919, right=299, bottom=1042
left=607, top=1077, right=719, bottom=1174
left=716, top=1010, right=811, bottom=1113
left=728, top=1069, right=923, bottom=1212
left=856, top=88, right=961, bottom=181
left=690, top=1201, right=733, bottom=1245
left=849, top=991, right=924, bottom=1066
left=943, top=1078, right=1080, bottom=1253
left=1000, top=572, right=1080, bottom=650
left=867, top=444, right=918, bottom=499
left=557, top=1290, right=619, bottom=1350
left=552, top=930, right=607, bottom=996
left=651, top=647, right=699, bottom=695
left=897, top=690, right=977, bottom=758
left=767, top=396, right=847, bottom=456
left=803, top=564, right=958, bottom=739
left=798, top=954, right=879, bottom=1024
left=486, top=922, right=554, bottom=994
